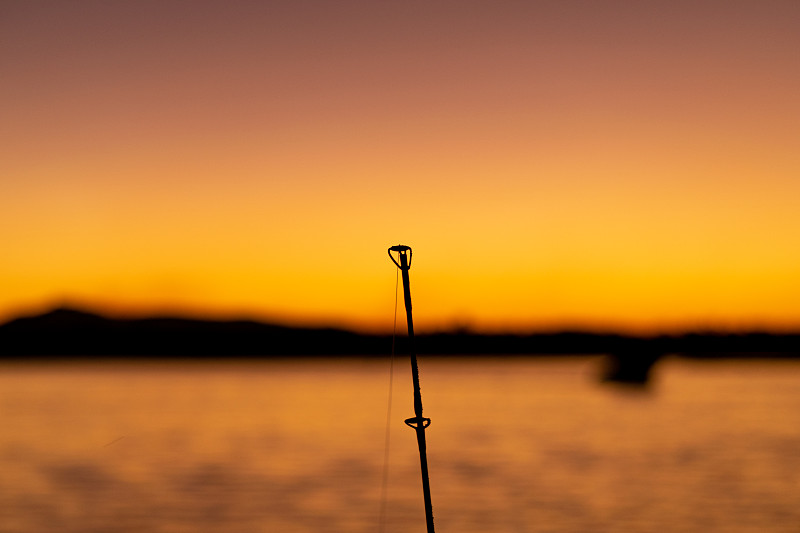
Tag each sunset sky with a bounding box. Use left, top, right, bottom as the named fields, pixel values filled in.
left=2, top=1, right=799, bottom=333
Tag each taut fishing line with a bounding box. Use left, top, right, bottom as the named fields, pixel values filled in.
left=378, top=258, right=400, bottom=532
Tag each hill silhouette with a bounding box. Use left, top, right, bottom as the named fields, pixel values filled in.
left=1, top=307, right=800, bottom=361
left=0, top=308, right=385, bottom=357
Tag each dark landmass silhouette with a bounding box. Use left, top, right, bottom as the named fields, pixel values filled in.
left=1, top=308, right=799, bottom=364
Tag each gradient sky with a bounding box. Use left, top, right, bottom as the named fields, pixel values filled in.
left=2, top=1, right=799, bottom=333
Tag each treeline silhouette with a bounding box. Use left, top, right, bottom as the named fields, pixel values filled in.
left=1, top=307, right=799, bottom=359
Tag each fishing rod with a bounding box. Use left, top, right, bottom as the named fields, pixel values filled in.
left=388, top=244, right=435, bottom=533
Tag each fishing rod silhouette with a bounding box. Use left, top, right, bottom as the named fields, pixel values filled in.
left=388, top=245, right=435, bottom=533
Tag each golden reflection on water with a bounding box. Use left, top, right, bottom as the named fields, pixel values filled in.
left=1, top=357, right=799, bottom=532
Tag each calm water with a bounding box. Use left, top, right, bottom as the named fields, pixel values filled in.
left=1, top=357, right=799, bottom=533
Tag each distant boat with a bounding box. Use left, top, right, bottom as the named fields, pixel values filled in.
left=601, top=350, right=662, bottom=385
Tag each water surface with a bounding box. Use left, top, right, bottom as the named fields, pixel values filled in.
left=1, top=357, right=798, bottom=532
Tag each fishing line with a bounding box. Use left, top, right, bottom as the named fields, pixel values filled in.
left=378, top=257, right=399, bottom=533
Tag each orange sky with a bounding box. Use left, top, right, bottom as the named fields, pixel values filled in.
left=2, top=1, right=799, bottom=333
